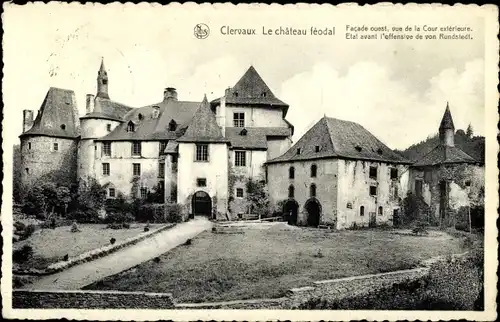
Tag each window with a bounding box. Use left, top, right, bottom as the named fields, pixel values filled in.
left=138, top=113, right=144, bottom=121
left=234, top=92, right=239, bottom=97
left=140, top=187, right=148, bottom=199
left=159, top=141, right=168, bottom=154
left=297, top=148, right=301, bottom=155
left=60, top=124, right=66, bottom=130
left=102, top=163, right=110, bottom=176
left=310, top=183, right=316, bottom=197
left=133, top=163, right=141, bottom=176
left=360, top=206, right=365, bottom=216
left=106, top=124, right=111, bottom=132
left=102, top=79, right=108, bottom=85
left=127, top=122, right=135, bottom=132
left=369, top=186, right=377, bottom=196
left=103, top=142, right=111, bottom=156
left=355, top=145, right=362, bottom=152
left=168, top=120, right=177, bottom=131
left=465, top=180, right=471, bottom=187
left=394, top=185, right=399, bottom=198
left=378, top=206, right=383, bottom=215
left=195, top=144, right=208, bottom=161
left=132, top=142, right=141, bottom=156
left=289, top=166, right=295, bottom=179
left=288, top=185, right=295, bottom=198
left=424, top=169, right=432, bottom=182
left=236, top=188, right=244, bottom=198
left=390, top=168, right=398, bottom=180
left=197, top=178, right=207, bottom=187
left=108, top=188, right=116, bottom=198
left=28, top=142, right=31, bottom=150
left=235, top=151, right=246, bottom=167
left=369, top=166, right=377, bottom=179
left=170, top=188, right=177, bottom=202
left=315, top=145, right=320, bottom=153
left=25, top=168, right=29, bottom=174
left=158, top=162, right=165, bottom=178
left=261, top=91, right=267, bottom=97
left=52, top=142, right=59, bottom=151
left=415, top=180, right=423, bottom=197
left=233, top=112, right=245, bottom=127
left=239, top=128, right=247, bottom=136
left=311, top=164, right=317, bottom=177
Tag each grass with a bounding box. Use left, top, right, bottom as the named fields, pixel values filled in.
left=14, top=223, right=164, bottom=270
left=85, top=224, right=463, bottom=303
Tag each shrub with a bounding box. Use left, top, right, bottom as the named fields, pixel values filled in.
left=105, top=212, right=135, bottom=224
left=144, top=227, right=150, bottom=232
left=40, top=218, right=73, bottom=229
left=67, top=209, right=100, bottom=223
left=13, top=245, right=34, bottom=263
left=137, top=203, right=165, bottom=223
left=110, top=238, right=116, bottom=245
left=70, top=222, right=80, bottom=233
left=123, top=222, right=131, bottom=229
left=165, top=203, right=183, bottom=223
left=20, top=224, right=36, bottom=241
left=13, top=221, right=26, bottom=232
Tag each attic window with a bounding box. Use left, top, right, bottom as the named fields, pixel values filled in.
left=169, top=120, right=177, bottom=131
left=315, top=145, right=320, bottom=153
left=60, top=124, right=66, bottom=130
left=138, top=113, right=144, bottom=121
left=377, top=148, right=383, bottom=155
left=239, top=128, right=247, bottom=136
left=233, top=92, right=239, bottom=97
left=297, top=148, right=301, bottom=155
left=355, top=145, right=362, bottom=152
left=261, top=92, right=267, bottom=97
left=127, top=122, right=135, bottom=132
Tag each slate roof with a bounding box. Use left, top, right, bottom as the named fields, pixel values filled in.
left=267, top=117, right=411, bottom=164
left=97, top=99, right=199, bottom=141
left=20, top=87, right=80, bottom=139
left=226, top=127, right=291, bottom=150
left=412, top=144, right=477, bottom=167
left=211, top=66, right=289, bottom=115
left=177, top=95, right=229, bottom=143
left=80, top=97, right=133, bottom=122
left=439, top=103, right=455, bottom=130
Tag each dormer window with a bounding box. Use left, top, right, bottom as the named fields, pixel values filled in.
left=315, top=145, right=320, bottom=153
left=261, top=92, right=267, bottom=97
left=168, top=120, right=177, bottom=131
left=60, top=124, right=66, bottom=130
left=127, top=122, right=135, bottom=132
left=377, top=148, right=383, bottom=155
left=239, top=128, right=247, bottom=136
left=233, top=92, right=239, bottom=97
left=297, top=148, right=301, bottom=155
left=355, top=145, right=362, bottom=152
left=138, top=113, right=144, bottom=121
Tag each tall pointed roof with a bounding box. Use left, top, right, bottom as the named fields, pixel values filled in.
left=20, top=87, right=80, bottom=139
left=439, top=102, right=455, bottom=130
left=99, top=57, right=106, bottom=73
left=177, top=95, right=229, bottom=143
left=210, top=66, right=289, bottom=115
left=267, top=116, right=411, bottom=164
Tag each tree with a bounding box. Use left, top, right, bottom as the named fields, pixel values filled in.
left=77, top=176, right=107, bottom=212
left=56, top=186, right=72, bottom=216
left=466, top=123, right=474, bottom=138
left=246, top=178, right=270, bottom=219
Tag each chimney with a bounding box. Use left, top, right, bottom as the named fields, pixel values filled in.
left=86, top=94, right=95, bottom=114
left=22, top=110, right=34, bottom=133
left=163, top=87, right=178, bottom=101
left=219, top=96, right=226, bottom=137
left=225, top=87, right=231, bottom=96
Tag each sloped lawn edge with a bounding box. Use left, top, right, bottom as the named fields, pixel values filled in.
left=13, top=224, right=175, bottom=276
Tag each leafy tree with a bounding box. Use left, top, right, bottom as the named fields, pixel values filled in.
left=76, top=176, right=107, bottom=213
left=245, top=178, right=270, bottom=219
left=56, top=186, right=71, bottom=216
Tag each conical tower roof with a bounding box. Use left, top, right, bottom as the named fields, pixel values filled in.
left=439, top=102, right=455, bottom=131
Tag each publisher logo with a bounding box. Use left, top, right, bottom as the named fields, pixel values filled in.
left=194, top=23, right=210, bottom=39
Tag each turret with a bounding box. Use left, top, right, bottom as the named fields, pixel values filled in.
left=439, top=102, right=455, bottom=147
left=22, top=110, right=34, bottom=133
left=96, top=58, right=109, bottom=99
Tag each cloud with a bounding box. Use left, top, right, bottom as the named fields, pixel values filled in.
left=280, top=59, right=484, bottom=150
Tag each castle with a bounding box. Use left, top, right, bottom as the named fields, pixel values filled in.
left=19, top=59, right=483, bottom=226
left=20, top=60, right=294, bottom=220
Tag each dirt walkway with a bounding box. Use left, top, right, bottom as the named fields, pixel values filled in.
left=27, top=217, right=212, bottom=290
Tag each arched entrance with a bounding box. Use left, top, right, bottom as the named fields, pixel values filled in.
left=283, top=199, right=299, bottom=225
left=305, top=198, right=321, bottom=227
left=192, top=191, right=212, bottom=218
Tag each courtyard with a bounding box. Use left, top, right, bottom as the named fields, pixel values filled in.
left=84, top=223, right=463, bottom=303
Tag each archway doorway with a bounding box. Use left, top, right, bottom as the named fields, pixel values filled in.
left=305, top=198, right=321, bottom=227
left=192, top=191, right=212, bottom=218
left=283, top=199, right=299, bottom=225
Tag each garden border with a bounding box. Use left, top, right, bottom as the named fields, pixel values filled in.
left=13, top=224, right=175, bottom=276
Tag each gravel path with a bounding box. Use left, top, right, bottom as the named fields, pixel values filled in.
left=27, top=217, right=212, bottom=290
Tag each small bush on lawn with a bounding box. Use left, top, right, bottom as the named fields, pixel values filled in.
left=70, top=222, right=80, bottom=233
left=13, top=245, right=34, bottom=263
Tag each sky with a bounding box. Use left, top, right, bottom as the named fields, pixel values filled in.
left=2, top=3, right=488, bottom=150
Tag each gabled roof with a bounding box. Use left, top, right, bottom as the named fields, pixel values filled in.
left=412, top=144, right=477, bottom=167
left=225, top=127, right=291, bottom=150
left=211, top=66, right=289, bottom=113
left=267, top=117, right=411, bottom=164
left=177, top=95, right=229, bottom=143
left=20, top=87, right=80, bottom=139
left=439, top=103, right=455, bottom=131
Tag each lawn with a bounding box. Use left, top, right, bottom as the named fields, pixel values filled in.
left=85, top=223, right=463, bottom=303
left=14, top=223, right=164, bottom=270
